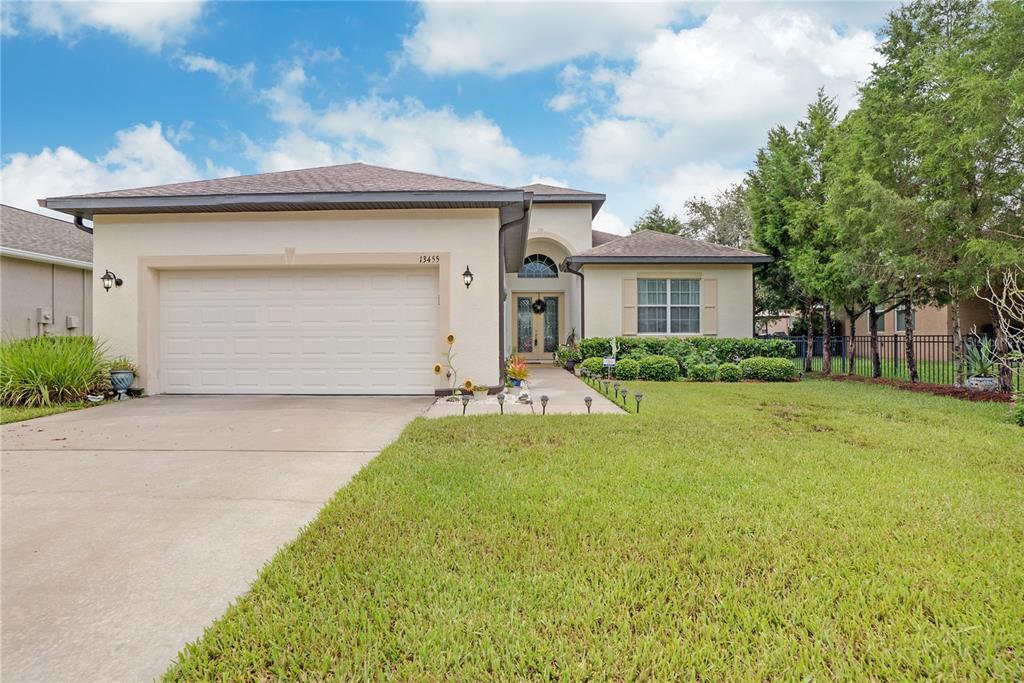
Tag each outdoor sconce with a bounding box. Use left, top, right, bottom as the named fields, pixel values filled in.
left=496, top=392, right=505, bottom=415
left=101, top=269, right=123, bottom=292
left=461, top=394, right=470, bottom=415
left=540, top=395, right=549, bottom=415
left=634, top=391, right=644, bottom=413
left=462, top=265, right=474, bottom=289
left=584, top=396, right=592, bottom=414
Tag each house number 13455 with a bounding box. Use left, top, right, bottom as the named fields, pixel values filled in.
left=419, top=255, right=440, bottom=263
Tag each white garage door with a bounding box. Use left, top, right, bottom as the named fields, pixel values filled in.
left=159, top=268, right=439, bottom=394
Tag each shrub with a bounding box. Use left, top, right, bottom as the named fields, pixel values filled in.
left=640, top=337, right=668, bottom=356
left=638, top=355, right=680, bottom=381
left=614, top=336, right=646, bottom=359
left=579, top=356, right=606, bottom=377
left=680, top=349, right=720, bottom=377
left=0, top=336, right=110, bottom=407
left=614, top=357, right=640, bottom=380
left=579, top=337, right=613, bottom=360
left=717, top=363, right=742, bottom=382
left=739, top=357, right=798, bottom=382
left=554, top=345, right=581, bottom=368
left=687, top=364, right=718, bottom=382
left=1011, top=397, right=1024, bottom=427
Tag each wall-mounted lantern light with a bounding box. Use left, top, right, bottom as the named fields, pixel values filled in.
left=101, top=270, right=123, bottom=292
left=462, top=265, right=474, bottom=289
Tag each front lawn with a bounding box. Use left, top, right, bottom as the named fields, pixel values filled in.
left=166, top=380, right=1023, bottom=680
left=0, top=401, right=93, bottom=424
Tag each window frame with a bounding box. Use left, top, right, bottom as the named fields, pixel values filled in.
left=517, top=253, right=559, bottom=279
left=895, top=304, right=915, bottom=333
left=637, top=278, right=701, bottom=335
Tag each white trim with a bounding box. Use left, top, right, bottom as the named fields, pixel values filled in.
left=0, top=246, right=92, bottom=270
left=637, top=277, right=700, bottom=335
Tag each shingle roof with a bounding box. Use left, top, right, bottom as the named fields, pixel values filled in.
left=591, top=229, right=622, bottom=247
left=520, top=182, right=598, bottom=196
left=570, top=230, right=771, bottom=263
left=518, top=182, right=605, bottom=217
left=50, top=162, right=510, bottom=200
left=0, top=205, right=92, bottom=264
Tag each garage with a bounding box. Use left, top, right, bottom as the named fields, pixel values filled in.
left=159, top=267, right=439, bottom=394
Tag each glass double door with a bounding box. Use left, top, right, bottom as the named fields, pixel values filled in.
left=515, top=293, right=563, bottom=360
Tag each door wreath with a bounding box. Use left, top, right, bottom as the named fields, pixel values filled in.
left=532, top=298, right=547, bottom=314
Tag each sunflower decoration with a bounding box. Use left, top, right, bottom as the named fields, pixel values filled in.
left=446, top=332, right=456, bottom=345
left=433, top=363, right=444, bottom=375
left=462, top=379, right=475, bottom=392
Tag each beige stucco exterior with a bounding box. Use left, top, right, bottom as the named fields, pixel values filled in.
left=92, top=209, right=502, bottom=394
left=1, top=255, right=92, bottom=339
left=582, top=263, right=755, bottom=339
left=837, top=297, right=996, bottom=336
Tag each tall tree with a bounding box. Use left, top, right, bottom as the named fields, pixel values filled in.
left=681, top=183, right=753, bottom=249
left=631, top=205, right=683, bottom=234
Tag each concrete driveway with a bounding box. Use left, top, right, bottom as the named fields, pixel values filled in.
left=1, top=395, right=431, bottom=683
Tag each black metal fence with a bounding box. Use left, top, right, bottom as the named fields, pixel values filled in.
left=761, top=334, right=1022, bottom=392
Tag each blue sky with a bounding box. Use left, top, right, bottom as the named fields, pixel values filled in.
left=1, top=1, right=894, bottom=233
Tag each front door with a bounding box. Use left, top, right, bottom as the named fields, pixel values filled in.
left=515, top=293, right=563, bottom=361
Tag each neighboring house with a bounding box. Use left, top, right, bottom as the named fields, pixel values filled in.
left=39, top=163, right=770, bottom=396
left=0, top=204, right=92, bottom=339
left=766, top=300, right=996, bottom=337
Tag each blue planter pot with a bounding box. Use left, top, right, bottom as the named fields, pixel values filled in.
left=110, top=370, right=134, bottom=399
left=511, top=379, right=522, bottom=387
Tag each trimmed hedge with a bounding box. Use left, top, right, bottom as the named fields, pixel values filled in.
left=688, top=364, right=718, bottom=382
left=717, top=363, right=742, bottom=382
left=638, top=355, right=680, bottom=381
left=579, top=337, right=613, bottom=360
left=614, top=358, right=640, bottom=380
left=579, top=357, right=605, bottom=377
left=614, top=336, right=646, bottom=359
left=740, top=357, right=798, bottom=382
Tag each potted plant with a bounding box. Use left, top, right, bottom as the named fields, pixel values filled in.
left=507, top=355, right=529, bottom=387
left=554, top=344, right=582, bottom=374
left=108, top=356, right=138, bottom=401
left=965, top=338, right=999, bottom=391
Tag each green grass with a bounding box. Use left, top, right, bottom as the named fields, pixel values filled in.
left=0, top=400, right=93, bottom=424
left=166, top=380, right=1024, bottom=680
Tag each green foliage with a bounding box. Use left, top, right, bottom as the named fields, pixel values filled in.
left=717, top=363, right=743, bottom=382
left=965, top=338, right=998, bottom=378
left=1010, top=398, right=1024, bottom=427
left=681, top=183, right=753, bottom=249
left=0, top=336, right=110, bottom=407
left=553, top=345, right=581, bottom=368
left=579, top=337, right=613, bottom=360
left=687, top=364, right=718, bottom=382
left=638, top=355, right=680, bottom=382
left=614, top=337, right=646, bottom=359
left=579, top=357, right=606, bottom=377
left=614, top=358, right=640, bottom=381
left=108, top=356, right=139, bottom=374
left=631, top=204, right=682, bottom=234
left=740, top=357, right=799, bottom=382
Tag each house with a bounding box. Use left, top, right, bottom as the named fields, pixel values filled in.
left=0, top=204, right=93, bottom=338
left=39, top=163, right=770, bottom=395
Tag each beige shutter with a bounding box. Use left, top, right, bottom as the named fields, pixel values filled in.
left=621, top=278, right=637, bottom=335
left=702, top=278, right=718, bottom=336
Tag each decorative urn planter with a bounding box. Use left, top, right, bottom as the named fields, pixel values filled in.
left=965, top=375, right=999, bottom=392
left=110, top=370, right=135, bottom=401
left=565, top=359, right=578, bottom=374
left=510, top=378, right=523, bottom=387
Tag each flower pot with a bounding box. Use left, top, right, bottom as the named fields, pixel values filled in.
left=473, top=389, right=488, bottom=400
left=110, top=370, right=135, bottom=400
left=565, top=359, right=577, bottom=374
left=511, top=379, right=522, bottom=387
left=965, top=375, right=999, bottom=392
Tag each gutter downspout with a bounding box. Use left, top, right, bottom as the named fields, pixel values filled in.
left=496, top=198, right=531, bottom=388
left=563, top=258, right=585, bottom=339
left=74, top=215, right=93, bottom=235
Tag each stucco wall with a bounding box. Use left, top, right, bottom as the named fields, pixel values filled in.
left=583, top=263, right=755, bottom=339
left=92, top=209, right=501, bottom=394
left=1, top=256, right=91, bottom=338
left=527, top=203, right=593, bottom=253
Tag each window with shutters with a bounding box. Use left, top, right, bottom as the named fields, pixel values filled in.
left=637, top=279, right=700, bottom=334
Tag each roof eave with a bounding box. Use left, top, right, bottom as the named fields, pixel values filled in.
left=39, top=190, right=529, bottom=221
left=531, top=193, right=605, bottom=217
left=0, top=246, right=92, bottom=269
left=566, top=255, right=773, bottom=265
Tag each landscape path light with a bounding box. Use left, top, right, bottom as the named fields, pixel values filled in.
left=584, top=396, right=592, bottom=414
left=634, top=391, right=644, bottom=413
left=496, top=392, right=505, bottom=415
left=620, top=387, right=628, bottom=405
left=540, top=395, right=549, bottom=415
left=461, top=395, right=470, bottom=415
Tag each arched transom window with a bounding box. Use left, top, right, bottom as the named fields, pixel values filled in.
left=519, top=253, right=558, bottom=278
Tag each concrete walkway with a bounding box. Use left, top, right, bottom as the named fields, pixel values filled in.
left=425, top=365, right=624, bottom=417
left=1, top=395, right=431, bottom=683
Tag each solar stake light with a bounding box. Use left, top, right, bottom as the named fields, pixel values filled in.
left=634, top=391, right=644, bottom=413
left=461, top=395, right=470, bottom=415
left=584, top=396, right=592, bottom=414
left=602, top=380, right=610, bottom=395
left=613, top=382, right=620, bottom=396
left=496, top=392, right=505, bottom=415
left=620, top=387, right=628, bottom=405
left=540, top=395, right=549, bottom=415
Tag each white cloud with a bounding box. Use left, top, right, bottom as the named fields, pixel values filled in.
left=0, top=122, right=233, bottom=220
left=176, top=52, right=255, bottom=88
left=593, top=209, right=627, bottom=235
left=404, top=2, right=685, bottom=75
left=5, top=1, right=204, bottom=51
left=655, top=162, right=747, bottom=217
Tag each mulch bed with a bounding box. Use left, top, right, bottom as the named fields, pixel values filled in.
left=826, top=373, right=1014, bottom=403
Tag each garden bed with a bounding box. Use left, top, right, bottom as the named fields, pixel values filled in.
left=827, top=373, right=1013, bottom=402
